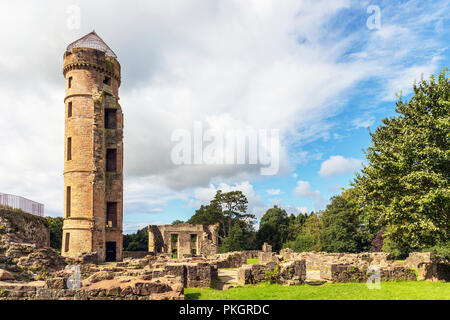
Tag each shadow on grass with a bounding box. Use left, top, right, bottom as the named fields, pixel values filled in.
left=185, top=292, right=201, bottom=300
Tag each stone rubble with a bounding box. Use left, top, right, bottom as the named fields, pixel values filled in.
left=1, top=215, right=449, bottom=300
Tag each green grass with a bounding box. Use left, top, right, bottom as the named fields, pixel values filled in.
left=246, top=258, right=258, bottom=264
left=185, top=281, right=450, bottom=300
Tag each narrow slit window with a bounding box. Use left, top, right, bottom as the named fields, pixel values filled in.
left=68, top=102, right=72, bottom=118
left=103, top=76, right=111, bottom=85
left=105, top=109, right=117, bottom=129
left=65, top=233, right=70, bottom=252
left=68, top=76, right=72, bottom=89
left=106, top=202, right=117, bottom=228
left=106, top=149, right=117, bottom=172
left=67, top=137, right=72, bottom=161
left=66, top=186, right=71, bottom=217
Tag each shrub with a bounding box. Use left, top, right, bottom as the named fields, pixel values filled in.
left=423, top=241, right=450, bottom=259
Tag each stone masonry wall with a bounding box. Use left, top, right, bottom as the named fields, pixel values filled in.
left=148, top=223, right=219, bottom=257
left=237, top=260, right=306, bottom=285
left=62, top=45, right=123, bottom=262
left=0, top=206, right=50, bottom=248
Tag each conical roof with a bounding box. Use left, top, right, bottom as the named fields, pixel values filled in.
left=66, top=31, right=117, bottom=58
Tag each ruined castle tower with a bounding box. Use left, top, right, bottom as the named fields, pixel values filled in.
left=61, top=31, right=123, bottom=262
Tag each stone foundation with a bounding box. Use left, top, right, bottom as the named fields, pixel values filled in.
left=320, top=263, right=417, bottom=283
left=237, top=260, right=306, bottom=285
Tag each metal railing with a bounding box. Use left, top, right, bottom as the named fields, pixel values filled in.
left=0, top=192, right=44, bottom=217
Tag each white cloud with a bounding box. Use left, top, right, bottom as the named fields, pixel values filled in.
left=124, top=178, right=189, bottom=214
left=352, top=116, right=375, bottom=129
left=297, top=206, right=309, bottom=214
left=266, top=189, right=282, bottom=195
left=189, top=181, right=267, bottom=218
left=268, top=198, right=309, bottom=215
left=0, top=0, right=447, bottom=219
left=294, top=180, right=327, bottom=211
left=318, top=155, right=362, bottom=178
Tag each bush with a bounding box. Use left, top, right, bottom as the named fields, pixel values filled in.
left=283, top=234, right=317, bottom=252
left=123, top=227, right=148, bottom=251
left=423, top=241, right=450, bottom=259
left=381, top=237, right=410, bottom=260
left=46, top=217, right=63, bottom=250
left=371, top=229, right=384, bottom=252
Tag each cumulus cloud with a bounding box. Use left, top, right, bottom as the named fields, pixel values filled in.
left=266, top=189, right=282, bottom=195
left=189, top=181, right=267, bottom=218
left=294, top=180, right=327, bottom=211
left=318, top=155, right=362, bottom=178
left=123, top=222, right=156, bottom=235
left=0, top=0, right=448, bottom=220
left=352, top=116, right=376, bottom=129
left=268, top=197, right=310, bottom=215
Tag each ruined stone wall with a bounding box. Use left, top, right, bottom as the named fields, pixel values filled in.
left=0, top=275, right=183, bottom=300
left=200, top=224, right=219, bottom=256
left=123, top=251, right=149, bottom=259
left=237, top=260, right=306, bottom=286
left=319, top=264, right=417, bottom=283
left=278, top=249, right=450, bottom=283
left=148, top=224, right=219, bottom=256
left=212, top=251, right=260, bottom=268
left=62, top=46, right=123, bottom=262
left=0, top=206, right=49, bottom=248
left=280, top=249, right=391, bottom=269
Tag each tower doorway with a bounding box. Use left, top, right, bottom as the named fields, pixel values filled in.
left=105, top=241, right=116, bottom=262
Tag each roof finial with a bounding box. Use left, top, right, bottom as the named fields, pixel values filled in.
left=66, top=31, right=117, bottom=58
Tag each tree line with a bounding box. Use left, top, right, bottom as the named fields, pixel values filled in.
left=167, top=69, right=449, bottom=258
left=52, top=69, right=450, bottom=259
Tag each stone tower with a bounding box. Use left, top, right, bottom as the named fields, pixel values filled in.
left=61, top=31, right=123, bottom=262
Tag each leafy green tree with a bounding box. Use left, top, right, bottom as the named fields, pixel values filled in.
left=295, top=212, right=308, bottom=227
left=171, top=220, right=184, bottom=225
left=123, top=227, right=148, bottom=251
left=284, top=234, right=316, bottom=252
left=212, top=190, right=253, bottom=237
left=283, top=212, right=323, bottom=252
left=219, top=220, right=255, bottom=252
left=284, top=212, right=309, bottom=242
left=302, top=212, right=322, bottom=246
left=188, top=190, right=256, bottom=251
left=353, top=69, right=450, bottom=255
left=320, top=189, right=370, bottom=253
left=256, top=206, right=290, bottom=251
left=46, top=217, right=63, bottom=251
left=188, top=204, right=223, bottom=225
left=188, top=203, right=225, bottom=240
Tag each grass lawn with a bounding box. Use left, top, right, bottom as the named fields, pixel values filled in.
left=246, top=258, right=258, bottom=264
left=185, top=281, right=450, bottom=300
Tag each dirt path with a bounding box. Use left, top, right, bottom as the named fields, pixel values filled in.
left=305, top=270, right=327, bottom=285
left=215, top=268, right=238, bottom=290
left=306, top=270, right=321, bottom=281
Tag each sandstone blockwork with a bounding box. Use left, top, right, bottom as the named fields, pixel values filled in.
left=61, top=32, right=124, bottom=262
left=0, top=206, right=50, bottom=248
left=148, top=223, right=219, bottom=257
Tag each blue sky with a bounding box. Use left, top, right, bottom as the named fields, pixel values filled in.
left=0, top=0, right=448, bottom=233
left=120, top=0, right=450, bottom=232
